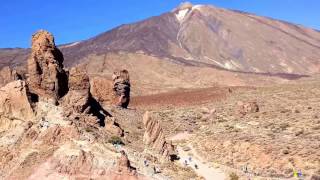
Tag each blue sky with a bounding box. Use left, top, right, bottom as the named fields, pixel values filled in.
left=1, top=0, right=319, bottom=48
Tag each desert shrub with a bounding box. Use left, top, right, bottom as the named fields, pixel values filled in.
left=108, top=136, right=124, bottom=145
left=229, top=172, right=239, bottom=180
left=84, top=127, right=94, bottom=133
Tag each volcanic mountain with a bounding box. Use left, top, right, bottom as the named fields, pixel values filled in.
left=1, top=2, right=320, bottom=94
left=1, top=3, right=320, bottom=179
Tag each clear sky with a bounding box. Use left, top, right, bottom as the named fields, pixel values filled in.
left=1, top=0, right=319, bottom=48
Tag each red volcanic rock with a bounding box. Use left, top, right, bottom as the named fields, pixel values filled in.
left=113, top=70, right=131, bottom=108
left=27, top=30, right=68, bottom=102
left=0, top=80, right=35, bottom=130
left=51, top=149, right=94, bottom=175
left=63, top=66, right=90, bottom=114
left=107, top=150, right=140, bottom=180
left=68, top=66, right=90, bottom=91
left=0, top=66, right=22, bottom=87
left=116, top=150, right=136, bottom=175
left=90, top=76, right=115, bottom=106
left=105, top=117, right=124, bottom=137
left=143, top=111, right=175, bottom=161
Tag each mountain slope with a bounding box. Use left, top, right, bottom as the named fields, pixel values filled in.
left=1, top=2, right=320, bottom=93
left=46, top=3, right=320, bottom=74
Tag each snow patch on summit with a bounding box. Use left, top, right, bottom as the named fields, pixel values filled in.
left=192, top=5, right=204, bottom=11
left=61, top=41, right=80, bottom=48
left=175, top=4, right=204, bottom=23
left=175, top=9, right=190, bottom=22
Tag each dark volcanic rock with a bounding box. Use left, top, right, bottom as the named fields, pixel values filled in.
left=113, top=70, right=131, bottom=108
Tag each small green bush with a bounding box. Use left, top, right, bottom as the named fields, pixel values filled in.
left=229, top=172, right=239, bottom=180
left=108, top=136, right=124, bottom=145
left=84, top=127, right=94, bottom=133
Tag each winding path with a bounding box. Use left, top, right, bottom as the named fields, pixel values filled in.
left=169, top=133, right=226, bottom=180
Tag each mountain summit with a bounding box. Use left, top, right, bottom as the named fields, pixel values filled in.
left=1, top=3, right=320, bottom=93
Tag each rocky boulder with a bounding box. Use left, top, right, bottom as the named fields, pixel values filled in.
left=27, top=30, right=68, bottom=102
left=105, top=117, right=124, bottom=137
left=113, top=70, right=131, bottom=108
left=63, top=66, right=90, bottom=114
left=116, top=150, right=136, bottom=175
left=0, top=80, right=35, bottom=131
left=90, top=76, right=115, bottom=106
left=0, top=66, right=22, bottom=87
left=237, top=101, right=259, bottom=117
left=143, top=111, right=175, bottom=161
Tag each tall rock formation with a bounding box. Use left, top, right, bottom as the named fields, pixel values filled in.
left=63, top=66, right=90, bottom=114
left=113, top=70, right=131, bottom=108
left=115, top=150, right=135, bottom=174
left=143, top=111, right=175, bottom=161
left=27, top=30, right=68, bottom=102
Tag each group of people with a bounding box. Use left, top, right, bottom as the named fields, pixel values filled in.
left=184, top=156, right=198, bottom=169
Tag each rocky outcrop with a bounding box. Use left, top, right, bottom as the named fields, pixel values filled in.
left=143, top=111, right=175, bottom=161
left=0, top=30, right=142, bottom=180
left=113, top=70, right=131, bottom=108
left=27, top=30, right=68, bottom=102
left=51, top=149, right=95, bottom=175
left=0, top=80, right=35, bottom=131
left=62, top=66, right=112, bottom=127
left=63, top=66, right=90, bottom=114
left=90, top=76, right=115, bottom=106
left=236, top=101, right=259, bottom=117
left=105, top=117, right=124, bottom=137
left=116, top=150, right=136, bottom=175
left=0, top=66, right=22, bottom=87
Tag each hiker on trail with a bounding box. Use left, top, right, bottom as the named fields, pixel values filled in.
left=155, top=166, right=161, bottom=173
left=188, top=156, right=192, bottom=162
left=144, top=159, right=149, bottom=167
left=243, top=165, right=248, bottom=173
left=184, top=160, right=188, bottom=166
left=194, top=164, right=198, bottom=169
left=293, top=170, right=298, bottom=178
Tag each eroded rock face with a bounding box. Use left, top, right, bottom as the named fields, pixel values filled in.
left=90, top=76, right=115, bottom=106
left=105, top=117, right=124, bottom=137
left=0, top=30, right=142, bottom=180
left=0, top=80, right=35, bottom=131
left=116, top=150, right=136, bottom=175
left=143, top=111, right=174, bottom=160
left=63, top=66, right=90, bottom=114
left=113, top=70, right=131, bottom=108
left=0, top=66, right=22, bottom=87
left=27, top=30, right=68, bottom=102
left=51, top=149, right=94, bottom=175
left=237, top=101, right=259, bottom=117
